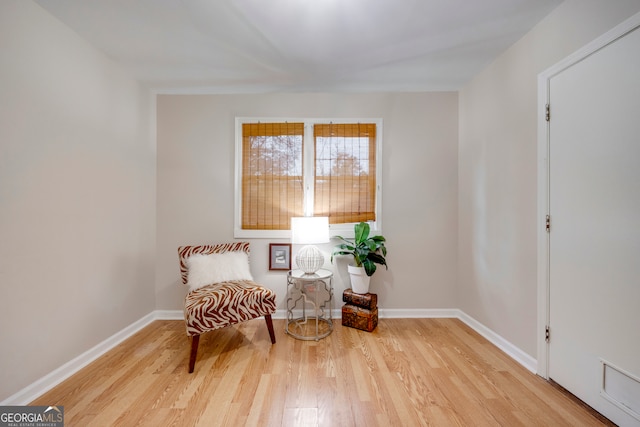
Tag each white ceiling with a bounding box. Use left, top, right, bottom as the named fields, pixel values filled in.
left=35, top=0, right=563, bottom=93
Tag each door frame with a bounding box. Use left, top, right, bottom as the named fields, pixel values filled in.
left=536, top=11, right=640, bottom=378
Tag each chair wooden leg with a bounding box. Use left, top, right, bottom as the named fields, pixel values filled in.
left=188, top=334, right=200, bottom=373
left=265, top=314, right=276, bottom=344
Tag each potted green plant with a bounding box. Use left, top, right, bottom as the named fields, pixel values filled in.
left=331, top=222, right=388, bottom=294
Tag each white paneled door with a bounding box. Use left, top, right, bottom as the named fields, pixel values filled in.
left=548, top=24, right=640, bottom=426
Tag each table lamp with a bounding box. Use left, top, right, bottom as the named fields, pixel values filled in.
left=291, top=216, right=330, bottom=274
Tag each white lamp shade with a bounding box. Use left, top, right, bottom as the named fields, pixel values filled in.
left=291, top=216, right=329, bottom=274
left=291, top=217, right=330, bottom=244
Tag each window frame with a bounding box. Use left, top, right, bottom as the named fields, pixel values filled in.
left=234, top=117, right=383, bottom=239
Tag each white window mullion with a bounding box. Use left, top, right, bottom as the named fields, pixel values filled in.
left=302, top=123, right=315, bottom=216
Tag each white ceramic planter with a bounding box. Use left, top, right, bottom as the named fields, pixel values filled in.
left=348, top=264, right=371, bottom=294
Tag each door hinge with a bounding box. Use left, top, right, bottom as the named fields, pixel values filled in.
left=546, top=215, right=551, bottom=232
left=545, top=326, right=550, bottom=343
left=545, top=104, right=550, bottom=122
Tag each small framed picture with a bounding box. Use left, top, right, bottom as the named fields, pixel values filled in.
left=269, top=243, right=292, bottom=271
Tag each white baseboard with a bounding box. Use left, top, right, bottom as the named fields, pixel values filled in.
left=2, top=308, right=536, bottom=405
left=457, top=310, right=537, bottom=373
left=273, top=308, right=459, bottom=319
left=154, top=309, right=184, bottom=320
left=379, top=308, right=459, bottom=318
left=1, top=312, right=157, bottom=406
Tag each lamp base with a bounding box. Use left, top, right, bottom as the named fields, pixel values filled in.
left=295, top=245, right=324, bottom=274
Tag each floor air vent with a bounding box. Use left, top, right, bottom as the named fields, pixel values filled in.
left=601, top=359, right=640, bottom=421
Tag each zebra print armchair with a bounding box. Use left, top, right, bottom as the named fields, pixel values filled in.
left=178, top=242, right=276, bottom=373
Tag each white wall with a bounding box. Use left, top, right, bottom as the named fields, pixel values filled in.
left=156, top=93, right=459, bottom=312
left=0, top=2, right=156, bottom=401
left=458, top=0, right=640, bottom=358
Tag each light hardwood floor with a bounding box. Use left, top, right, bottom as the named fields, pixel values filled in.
left=32, top=318, right=613, bottom=426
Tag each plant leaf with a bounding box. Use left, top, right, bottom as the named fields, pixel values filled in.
left=362, top=259, right=377, bottom=276
left=354, top=222, right=370, bottom=243
left=367, top=252, right=387, bottom=269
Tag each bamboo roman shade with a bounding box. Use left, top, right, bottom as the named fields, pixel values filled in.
left=240, top=121, right=377, bottom=230
left=241, top=123, right=304, bottom=230
left=314, top=123, right=376, bottom=224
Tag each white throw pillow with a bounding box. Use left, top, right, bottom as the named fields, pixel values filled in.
left=186, top=251, right=253, bottom=291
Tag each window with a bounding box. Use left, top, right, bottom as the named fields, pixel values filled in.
left=235, top=118, right=382, bottom=238
left=240, top=122, right=304, bottom=231
left=314, top=123, right=377, bottom=224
